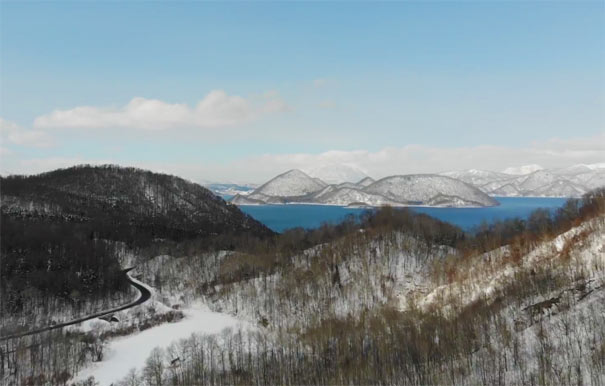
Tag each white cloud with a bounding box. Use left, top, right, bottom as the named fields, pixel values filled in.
left=2, top=132, right=603, bottom=185
left=33, top=90, right=288, bottom=130
left=216, top=133, right=605, bottom=182
left=0, top=118, right=53, bottom=148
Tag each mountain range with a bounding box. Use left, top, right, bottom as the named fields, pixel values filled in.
left=231, top=169, right=498, bottom=207
left=226, top=163, right=605, bottom=207
left=441, top=164, right=605, bottom=198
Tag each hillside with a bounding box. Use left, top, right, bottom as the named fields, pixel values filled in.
left=312, top=186, right=399, bottom=206
left=0, top=165, right=272, bottom=336
left=1, top=164, right=272, bottom=239
left=5, top=186, right=604, bottom=385
left=441, top=169, right=514, bottom=187
left=357, top=176, right=375, bottom=187
left=101, top=190, right=604, bottom=386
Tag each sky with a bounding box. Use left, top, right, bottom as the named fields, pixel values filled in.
left=1, top=1, right=604, bottom=183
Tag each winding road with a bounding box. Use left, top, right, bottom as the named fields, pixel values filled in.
left=0, top=268, right=151, bottom=341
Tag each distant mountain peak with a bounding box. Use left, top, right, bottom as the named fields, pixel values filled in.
left=282, top=168, right=310, bottom=176
left=587, top=162, right=605, bottom=170
left=304, top=164, right=368, bottom=184
left=502, top=164, right=544, bottom=175
left=252, top=169, right=327, bottom=197
left=357, top=176, right=375, bottom=187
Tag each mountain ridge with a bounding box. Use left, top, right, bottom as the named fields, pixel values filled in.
left=1, top=164, right=273, bottom=239
left=442, top=165, right=605, bottom=197
left=233, top=169, right=498, bottom=207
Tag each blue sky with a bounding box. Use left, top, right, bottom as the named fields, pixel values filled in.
left=1, top=1, right=604, bottom=182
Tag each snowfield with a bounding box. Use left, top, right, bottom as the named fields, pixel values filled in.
left=75, top=303, right=251, bottom=385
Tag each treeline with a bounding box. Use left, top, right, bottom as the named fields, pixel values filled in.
left=165, top=188, right=605, bottom=292
left=460, top=188, right=605, bottom=257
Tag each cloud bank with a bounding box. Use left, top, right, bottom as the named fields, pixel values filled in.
left=2, top=132, right=603, bottom=184
left=0, top=118, right=53, bottom=148
left=33, top=90, right=288, bottom=130
left=225, top=134, right=605, bottom=182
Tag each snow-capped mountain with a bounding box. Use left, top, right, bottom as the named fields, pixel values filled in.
left=441, top=169, right=512, bottom=187
left=304, top=164, right=368, bottom=184
left=442, top=164, right=605, bottom=197
left=502, top=164, right=544, bottom=175
left=566, top=169, right=605, bottom=191
left=233, top=170, right=498, bottom=207
left=205, top=183, right=256, bottom=196
left=550, top=164, right=605, bottom=191
left=251, top=169, right=327, bottom=197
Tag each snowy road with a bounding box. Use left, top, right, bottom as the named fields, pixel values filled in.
left=0, top=268, right=151, bottom=341
left=75, top=304, right=249, bottom=385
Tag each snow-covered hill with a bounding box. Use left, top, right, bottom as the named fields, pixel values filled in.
left=232, top=163, right=605, bottom=206
left=441, top=169, right=512, bottom=187
left=502, top=164, right=544, bottom=175
left=312, top=187, right=398, bottom=206
left=365, top=174, right=498, bottom=207
left=205, top=183, right=255, bottom=196
left=357, top=176, right=375, bottom=187
left=233, top=170, right=497, bottom=207
left=251, top=169, right=327, bottom=197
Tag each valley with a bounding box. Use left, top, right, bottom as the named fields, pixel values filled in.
left=2, top=3, right=603, bottom=385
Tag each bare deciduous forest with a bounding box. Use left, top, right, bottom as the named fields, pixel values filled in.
left=1, top=167, right=604, bottom=385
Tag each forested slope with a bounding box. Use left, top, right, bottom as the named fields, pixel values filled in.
left=0, top=165, right=273, bottom=336
left=119, top=189, right=604, bottom=386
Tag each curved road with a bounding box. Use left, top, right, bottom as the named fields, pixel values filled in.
left=0, top=268, right=151, bottom=341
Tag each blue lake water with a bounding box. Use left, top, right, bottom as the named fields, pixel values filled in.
left=236, top=197, right=568, bottom=233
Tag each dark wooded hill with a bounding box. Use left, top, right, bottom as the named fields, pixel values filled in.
left=1, top=164, right=272, bottom=241
left=0, top=165, right=273, bottom=317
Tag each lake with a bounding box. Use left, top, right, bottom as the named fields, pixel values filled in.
left=236, top=197, right=569, bottom=233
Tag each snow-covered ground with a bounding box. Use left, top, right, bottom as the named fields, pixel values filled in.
left=75, top=303, right=251, bottom=385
